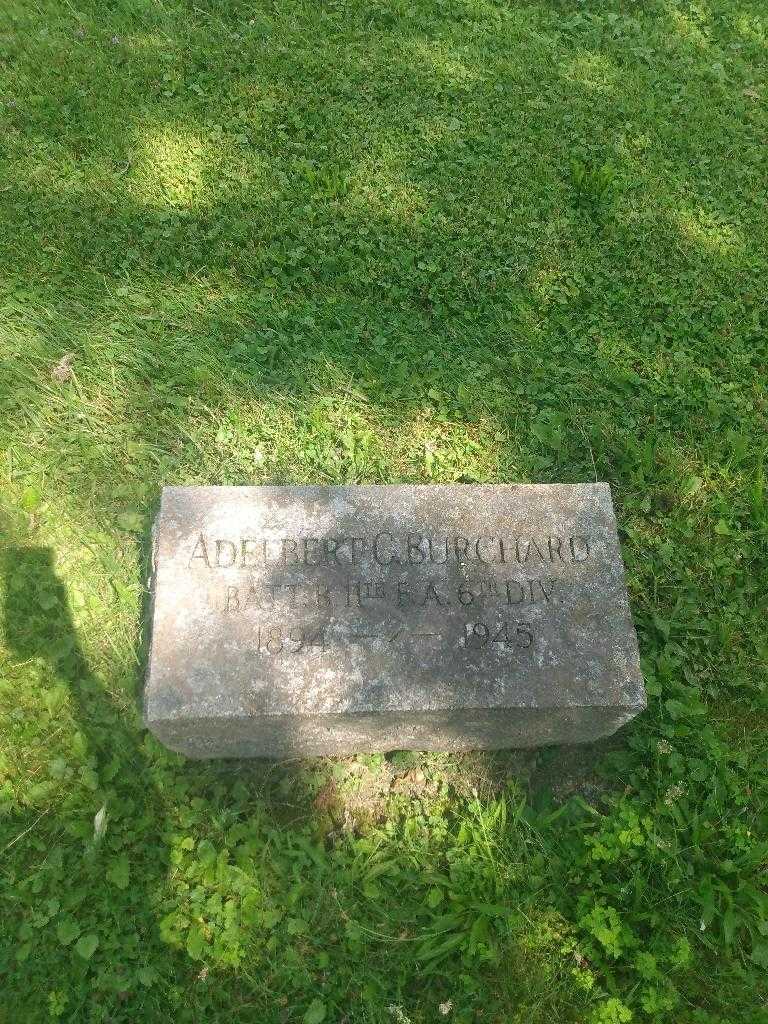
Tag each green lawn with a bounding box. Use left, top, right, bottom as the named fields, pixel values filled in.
left=1, top=0, right=767, bottom=1020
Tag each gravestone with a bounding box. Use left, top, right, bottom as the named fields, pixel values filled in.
left=144, top=484, right=645, bottom=758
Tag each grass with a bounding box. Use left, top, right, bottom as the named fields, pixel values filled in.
left=0, top=0, right=767, bottom=1020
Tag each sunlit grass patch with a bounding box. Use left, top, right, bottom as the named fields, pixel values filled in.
left=673, top=207, right=745, bottom=259
left=559, top=53, right=621, bottom=94
left=133, top=128, right=217, bottom=209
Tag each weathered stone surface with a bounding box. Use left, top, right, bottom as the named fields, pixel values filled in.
left=144, top=484, right=645, bottom=758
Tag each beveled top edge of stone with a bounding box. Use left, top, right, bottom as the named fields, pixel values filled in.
left=159, top=482, right=614, bottom=503
left=161, top=482, right=612, bottom=492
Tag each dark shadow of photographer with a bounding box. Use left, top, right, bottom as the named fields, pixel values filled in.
left=1, top=539, right=156, bottom=787
left=0, top=520, right=180, bottom=1003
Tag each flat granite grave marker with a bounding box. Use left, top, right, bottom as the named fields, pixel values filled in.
left=144, top=484, right=645, bottom=758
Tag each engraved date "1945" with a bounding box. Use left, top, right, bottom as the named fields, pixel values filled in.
left=461, top=621, right=533, bottom=650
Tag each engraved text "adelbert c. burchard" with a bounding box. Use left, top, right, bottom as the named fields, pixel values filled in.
left=187, top=532, right=591, bottom=569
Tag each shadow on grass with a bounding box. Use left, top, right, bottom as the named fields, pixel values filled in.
left=0, top=533, right=170, bottom=980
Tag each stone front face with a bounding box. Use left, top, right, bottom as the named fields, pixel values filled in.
left=144, top=484, right=645, bottom=758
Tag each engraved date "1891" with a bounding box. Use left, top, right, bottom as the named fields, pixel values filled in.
left=255, top=625, right=326, bottom=655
